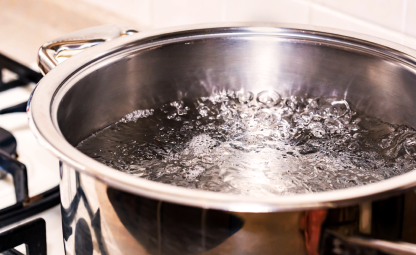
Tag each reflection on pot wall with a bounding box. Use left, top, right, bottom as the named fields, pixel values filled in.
left=107, top=189, right=245, bottom=254
left=59, top=161, right=416, bottom=255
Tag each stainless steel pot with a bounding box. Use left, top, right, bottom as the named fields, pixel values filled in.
left=30, top=23, right=416, bottom=255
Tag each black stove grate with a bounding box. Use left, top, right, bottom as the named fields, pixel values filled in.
left=0, top=52, right=59, bottom=255
left=0, top=53, right=42, bottom=115
left=0, top=53, right=42, bottom=93
left=0, top=218, right=47, bottom=255
left=0, top=127, right=17, bottom=157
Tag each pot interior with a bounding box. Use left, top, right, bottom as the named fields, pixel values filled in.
left=55, top=28, right=416, bottom=150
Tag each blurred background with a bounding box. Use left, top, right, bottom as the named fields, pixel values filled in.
left=1, top=0, right=416, bottom=66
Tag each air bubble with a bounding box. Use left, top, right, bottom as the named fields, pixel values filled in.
left=307, top=98, right=319, bottom=109
left=198, top=105, right=210, bottom=117
left=237, top=91, right=254, bottom=104
left=254, top=109, right=278, bottom=126
left=167, top=113, right=177, bottom=119
left=404, top=135, right=416, bottom=156
left=257, top=90, right=282, bottom=107
left=324, top=117, right=343, bottom=134
left=170, top=101, right=184, bottom=109
left=330, top=100, right=350, bottom=117
left=286, top=96, right=301, bottom=110
left=309, top=122, right=326, bottom=138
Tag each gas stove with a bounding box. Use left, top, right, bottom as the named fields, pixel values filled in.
left=0, top=53, right=64, bottom=255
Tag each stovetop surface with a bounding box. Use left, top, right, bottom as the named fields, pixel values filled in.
left=0, top=71, right=64, bottom=254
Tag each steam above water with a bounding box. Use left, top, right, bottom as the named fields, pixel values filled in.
left=77, top=90, right=416, bottom=196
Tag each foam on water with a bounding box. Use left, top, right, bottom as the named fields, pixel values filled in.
left=77, top=90, right=416, bottom=196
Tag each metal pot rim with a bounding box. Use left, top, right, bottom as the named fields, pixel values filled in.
left=28, top=22, right=416, bottom=212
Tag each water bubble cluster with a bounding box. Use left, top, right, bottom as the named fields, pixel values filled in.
left=77, top=90, right=416, bottom=196
left=120, top=109, right=154, bottom=122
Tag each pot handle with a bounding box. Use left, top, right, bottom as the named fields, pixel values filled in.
left=321, top=229, right=416, bottom=255
left=37, top=24, right=138, bottom=75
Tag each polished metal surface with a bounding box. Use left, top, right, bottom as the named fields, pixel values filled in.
left=30, top=23, right=416, bottom=254
left=60, top=163, right=416, bottom=255
left=37, top=24, right=138, bottom=75
left=60, top=164, right=308, bottom=255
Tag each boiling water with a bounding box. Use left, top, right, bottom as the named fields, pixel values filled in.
left=77, top=90, right=416, bottom=196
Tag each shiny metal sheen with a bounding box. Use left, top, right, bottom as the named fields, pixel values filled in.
left=31, top=23, right=416, bottom=254
left=37, top=24, right=138, bottom=75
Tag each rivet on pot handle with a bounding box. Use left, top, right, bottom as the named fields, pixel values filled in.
left=37, top=24, right=138, bottom=75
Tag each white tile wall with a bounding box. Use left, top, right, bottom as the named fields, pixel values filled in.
left=309, top=4, right=403, bottom=43
left=405, top=0, right=416, bottom=37
left=152, top=0, right=224, bottom=28
left=223, top=0, right=310, bottom=24
left=79, top=0, right=416, bottom=49
left=312, top=0, right=405, bottom=31
left=82, top=0, right=153, bottom=28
